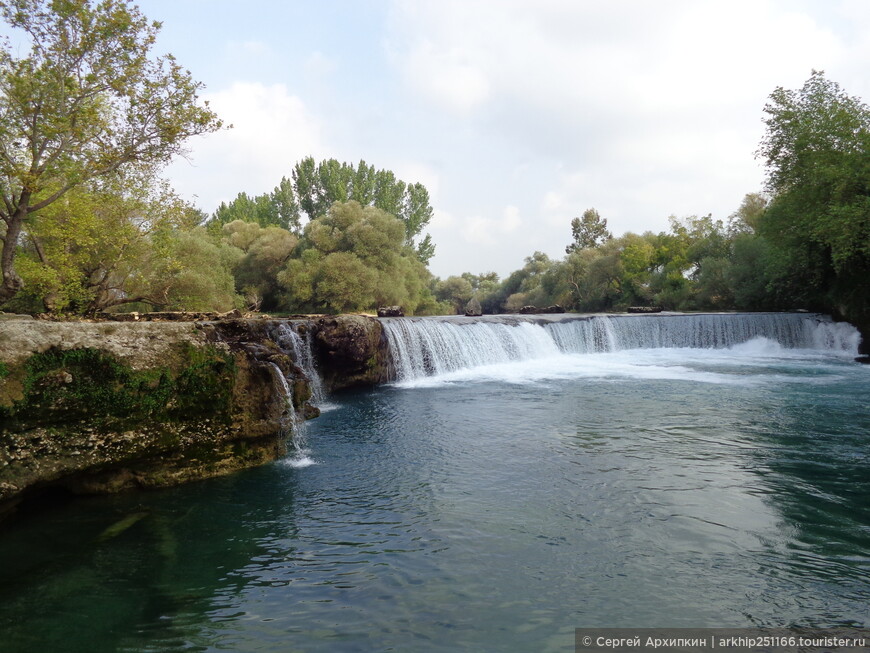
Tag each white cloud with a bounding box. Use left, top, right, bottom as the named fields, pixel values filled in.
left=224, top=40, right=272, bottom=62
left=400, top=39, right=491, bottom=114
left=304, top=51, right=337, bottom=78
left=384, top=0, right=870, bottom=275
left=460, top=205, right=523, bottom=245
left=165, top=81, right=324, bottom=211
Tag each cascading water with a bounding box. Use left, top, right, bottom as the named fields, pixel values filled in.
left=382, top=312, right=861, bottom=382
left=272, top=322, right=326, bottom=404
left=268, top=321, right=326, bottom=467
left=264, top=361, right=313, bottom=467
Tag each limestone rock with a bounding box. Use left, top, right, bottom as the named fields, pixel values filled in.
left=377, top=306, right=404, bottom=317
left=464, top=297, right=482, bottom=317
left=313, top=315, right=389, bottom=390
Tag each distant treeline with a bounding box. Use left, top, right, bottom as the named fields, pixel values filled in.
left=436, top=71, right=870, bottom=336
left=0, top=0, right=865, bottom=332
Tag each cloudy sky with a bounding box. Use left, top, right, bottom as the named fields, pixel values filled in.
left=134, top=0, right=870, bottom=278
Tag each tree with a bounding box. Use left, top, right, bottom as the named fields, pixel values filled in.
left=435, top=275, right=473, bottom=314
left=0, top=0, right=223, bottom=304
left=727, top=192, right=767, bottom=236
left=291, top=157, right=435, bottom=260
left=222, top=220, right=297, bottom=311
left=210, top=179, right=301, bottom=233
left=756, top=70, right=870, bottom=322
left=277, top=201, right=434, bottom=314
left=8, top=166, right=213, bottom=313
left=565, top=208, right=612, bottom=254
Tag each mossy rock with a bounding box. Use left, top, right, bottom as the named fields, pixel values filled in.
left=0, top=344, right=235, bottom=432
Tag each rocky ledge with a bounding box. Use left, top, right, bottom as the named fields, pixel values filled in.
left=0, top=315, right=388, bottom=521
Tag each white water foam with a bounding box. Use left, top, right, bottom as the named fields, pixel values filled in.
left=383, top=314, right=861, bottom=385
left=272, top=322, right=326, bottom=405
left=282, top=451, right=318, bottom=468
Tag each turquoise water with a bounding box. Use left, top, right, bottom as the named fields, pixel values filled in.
left=1, top=339, right=869, bottom=651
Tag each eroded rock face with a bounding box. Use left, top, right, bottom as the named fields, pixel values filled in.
left=0, top=314, right=394, bottom=520
left=312, top=315, right=390, bottom=391
left=0, top=319, right=314, bottom=520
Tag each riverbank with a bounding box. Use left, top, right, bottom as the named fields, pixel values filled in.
left=0, top=314, right=388, bottom=522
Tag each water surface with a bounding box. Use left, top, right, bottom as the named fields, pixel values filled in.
left=1, top=333, right=868, bottom=652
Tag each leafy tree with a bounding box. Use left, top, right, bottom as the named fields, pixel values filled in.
left=497, top=251, right=554, bottom=311
left=435, top=275, right=473, bottom=314
left=0, top=0, right=223, bottom=304
left=140, top=227, right=240, bottom=311
left=727, top=192, right=767, bottom=236
left=757, top=70, right=870, bottom=324
left=277, top=201, right=433, bottom=314
left=222, top=220, right=297, bottom=311
left=210, top=178, right=301, bottom=233
left=291, top=157, right=435, bottom=260
left=7, top=167, right=220, bottom=313
left=565, top=208, right=612, bottom=254
left=727, top=234, right=771, bottom=310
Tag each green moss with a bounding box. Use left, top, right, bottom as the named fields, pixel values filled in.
left=0, top=344, right=236, bottom=431
left=0, top=362, right=8, bottom=380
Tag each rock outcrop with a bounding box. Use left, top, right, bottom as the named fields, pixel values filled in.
left=377, top=306, right=404, bottom=317
left=0, top=318, right=330, bottom=520
left=464, top=297, right=482, bottom=317
left=313, top=315, right=390, bottom=391
left=518, top=305, right=565, bottom=314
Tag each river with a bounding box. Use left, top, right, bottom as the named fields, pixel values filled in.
left=1, top=314, right=868, bottom=651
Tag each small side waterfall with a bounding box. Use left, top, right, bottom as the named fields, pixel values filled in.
left=382, top=313, right=861, bottom=381
left=272, top=322, right=325, bottom=405
left=266, top=321, right=326, bottom=466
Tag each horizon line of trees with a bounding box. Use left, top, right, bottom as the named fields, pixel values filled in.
left=0, top=0, right=866, bottom=333
left=434, top=71, right=870, bottom=336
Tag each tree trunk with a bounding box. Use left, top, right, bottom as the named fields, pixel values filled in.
left=0, top=204, right=27, bottom=303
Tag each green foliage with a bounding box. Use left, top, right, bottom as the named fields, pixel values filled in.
left=291, top=157, right=434, bottom=259
left=566, top=208, right=612, bottom=254
left=277, top=201, right=434, bottom=314
left=727, top=193, right=767, bottom=236
left=435, top=276, right=473, bottom=314
left=757, top=70, right=870, bottom=322
left=222, top=220, right=297, bottom=311
left=144, top=228, right=241, bottom=311
left=1, top=345, right=235, bottom=429
left=210, top=178, right=301, bottom=232
left=727, top=234, right=772, bottom=310
left=5, top=168, right=237, bottom=314
left=0, top=0, right=223, bottom=304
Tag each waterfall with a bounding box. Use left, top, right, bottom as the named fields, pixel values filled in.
left=267, top=321, right=325, bottom=467
left=271, top=322, right=325, bottom=405
left=265, top=361, right=301, bottom=435
left=382, top=313, right=861, bottom=381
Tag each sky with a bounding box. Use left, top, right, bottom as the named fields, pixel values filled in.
left=128, top=0, right=870, bottom=279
